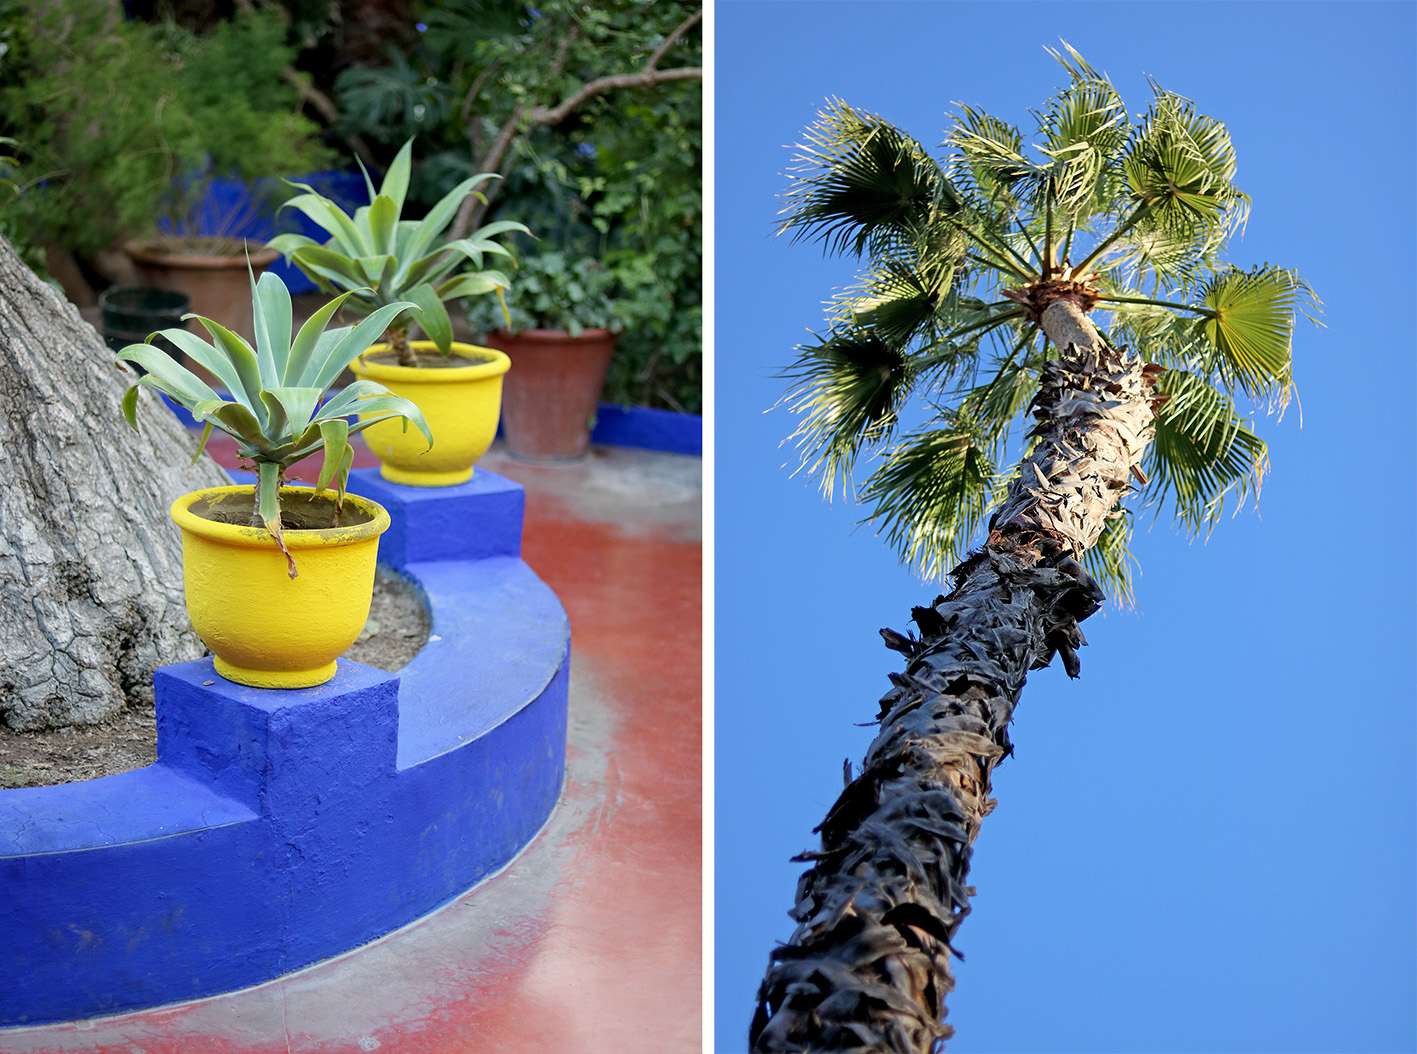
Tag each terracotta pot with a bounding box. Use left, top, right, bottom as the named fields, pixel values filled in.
left=482, top=328, right=617, bottom=460
left=124, top=240, right=280, bottom=342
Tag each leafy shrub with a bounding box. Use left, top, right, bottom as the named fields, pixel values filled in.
left=465, top=250, right=622, bottom=337
left=0, top=3, right=330, bottom=256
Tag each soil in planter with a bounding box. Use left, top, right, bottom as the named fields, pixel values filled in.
left=192, top=489, right=376, bottom=530
left=0, top=567, right=429, bottom=789
left=359, top=349, right=500, bottom=370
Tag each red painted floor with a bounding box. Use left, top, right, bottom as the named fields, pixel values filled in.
left=0, top=442, right=702, bottom=1054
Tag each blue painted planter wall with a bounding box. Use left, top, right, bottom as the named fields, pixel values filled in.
left=592, top=403, right=702, bottom=456
left=0, top=468, right=569, bottom=1027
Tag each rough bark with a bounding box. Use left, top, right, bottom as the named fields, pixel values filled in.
left=750, top=301, right=1154, bottom=1052
left=0, top=236, right=229, bottom=730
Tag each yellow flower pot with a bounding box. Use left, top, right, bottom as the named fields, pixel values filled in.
left=170, top=486, right=391, bottom=689
left=349, top=341, right=511, bottom=487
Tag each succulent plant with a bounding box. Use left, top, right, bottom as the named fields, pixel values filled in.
left=116, top=267, right=432, bottom=575
left=268, top=138, right=529, bottom=367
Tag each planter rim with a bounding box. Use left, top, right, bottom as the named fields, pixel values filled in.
left=170, top=485, right=390, bottom=549
left=124, top=241, right=280, bottom=269
left=355, top=341, right=511, bottom=383
left=488, top=327, right=617, bottom=342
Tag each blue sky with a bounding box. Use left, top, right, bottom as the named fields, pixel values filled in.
left=712, top=3, right=1416, bottom=1052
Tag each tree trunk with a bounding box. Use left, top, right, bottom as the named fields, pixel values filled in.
left=750, top=300, right=1154, bottom=1052
left=0, top=236, right=229, bottom=731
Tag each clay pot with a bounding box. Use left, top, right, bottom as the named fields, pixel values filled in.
left=124, top=240, right=280, bottom=342
left=482, top=328, right=617, bottom=460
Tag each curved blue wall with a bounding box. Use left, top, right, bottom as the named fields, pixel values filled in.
left=0, top=467, right=568, bottom=1027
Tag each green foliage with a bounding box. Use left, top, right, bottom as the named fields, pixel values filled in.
left=584, top=88, right=701, bottom=414
left=267, top=139, right=527, bottom=361
left=335, top=51, right=453, bottom=147
left=331, top=0, right=701, bottom=412
left=0, top=3, right=330, bottom=257
left=783, top=98, right=948, bottom=257
left=465, top=249, right=620, bottom=336
left=1, top=3, right=197, bottom=255
left=159, top=8, right=333, bottom=222
left=0, top=134, right=45, bottom=275
left=858, top=412, right=998, bottom=584
left=780, top=330, right=913, bottom=489
left=1143, top=369, right=1268, bottom=534
left=779, top=43, right=1318, bottom=597
left=116, top=270, right=430, bottom=574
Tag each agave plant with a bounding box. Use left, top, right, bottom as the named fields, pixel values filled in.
left=268, top=138, right=528, bottom=367
left=116, top=268, right=432, bottom=576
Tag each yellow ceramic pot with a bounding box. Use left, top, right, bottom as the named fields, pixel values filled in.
left=349, top=341, right=511, bottom=487
left=170, top=486, right=391, bottom=689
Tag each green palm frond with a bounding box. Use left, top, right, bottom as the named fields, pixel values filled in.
left=835, top=247, right=1002, bottom=352
left=782, top=328, right=915, bottom=494
left=1119, top=84, right=1249, bottom=258
left=948, top=105, right=1039, bottom=213
left=780, top=99, right=952, bottom=257
left=1199, top=264, right=1313, bottom=410
left=1144, top=369, right=1268, bottom=533
left=1103, top=223, right=1226, bottom=292
left=1103, top=298, right=1209, bottom=371
left=840, top=260, right=951, bottom=348
left=1081, top=511, right=1137, bottom=608
left=957, top=328, right=1042, bottom=435
left=860, top=412, right=999, bottom=581
left=1036, top=43, right=1128, bottom=223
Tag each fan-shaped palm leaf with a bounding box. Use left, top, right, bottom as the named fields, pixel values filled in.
left=782, top=329, right=915, bottom=495
left=948, top=105, right=1038, bottom=212
left=781, top=98, right=953, bottom=257
left=860, top=412, right=998, bottom=581
left=1199, top=264, right=1311, bottom=408
left=1144, top=369, right=1268, bottom=533
left=842, top=261, right=949, bottom=349
left=1118, top=84, right=1249, bottom=255
left=1036, top=43, right=1128, bottom=224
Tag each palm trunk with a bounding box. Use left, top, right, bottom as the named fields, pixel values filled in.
left=750, top=299, right=1155, bottom=1053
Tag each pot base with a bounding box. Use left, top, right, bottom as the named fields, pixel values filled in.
left=214, top=656, right=338, bottom=690
left=379, top=463, right=474, bottom=488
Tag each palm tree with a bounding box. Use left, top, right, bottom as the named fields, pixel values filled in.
left=749, top=45, right=1317, bottom=1053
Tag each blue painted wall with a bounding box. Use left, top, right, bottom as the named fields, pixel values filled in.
left=0, top=470, right=569, bottom=1026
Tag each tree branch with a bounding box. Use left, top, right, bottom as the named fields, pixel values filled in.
left=526, top=67, right=703, bottom=127
left=646, top=9, right=702, bottom=72
left=448, top=8, right=702, bottom=241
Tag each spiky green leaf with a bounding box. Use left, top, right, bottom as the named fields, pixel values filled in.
left=860, top=413, right=998, bottom=581
left=1145, top=370, right=1268, bottom=533
left=782, top=329, right=914, bottom=494
left=781, top=98, right=952, bottom=257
